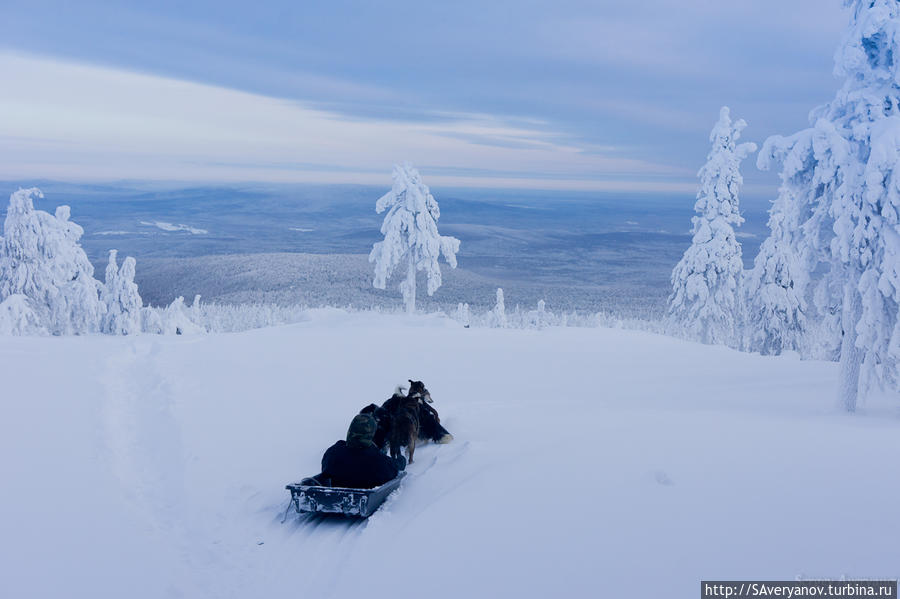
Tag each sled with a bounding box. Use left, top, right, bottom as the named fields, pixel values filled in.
left=283, top=472, right=406, bottom=520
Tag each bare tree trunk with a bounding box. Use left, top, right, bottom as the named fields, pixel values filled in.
left=401, top=259, right=417, bottom=314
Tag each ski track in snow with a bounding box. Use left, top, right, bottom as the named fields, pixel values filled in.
left=100, top=338, right=215, bottom=596
left=100, top=339, right=277, bottom=598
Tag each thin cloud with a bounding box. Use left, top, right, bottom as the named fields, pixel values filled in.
left=0, top=52, right=691, bottom=191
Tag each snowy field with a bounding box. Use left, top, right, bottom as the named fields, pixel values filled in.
left=2, top=310, right=897, bottom=598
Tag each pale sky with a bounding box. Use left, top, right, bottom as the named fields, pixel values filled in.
left=1, top=0, right=847, bottom=191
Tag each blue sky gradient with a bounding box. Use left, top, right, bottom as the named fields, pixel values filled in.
left=1, top=0, right=846, bottom=191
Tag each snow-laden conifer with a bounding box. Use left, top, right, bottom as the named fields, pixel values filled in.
left=0, top=188, right=105, bottom=334
left=456, top=302, right=470, bottom=328
left=161, top=296, right=205, bottom=335
left=667, top=107, right=756, bottom=345
left=0, top=295, right=46, bottom=335
left=491, top=288, right=507, bottom=328
left=369, top=164, right=460, bottom=313
left=101, top=249, right=143, bottom=335
left=755, top=0, right=900, bottom=410
left=533, top=299, right=548, bottom=329
left=743, top=188, right=809, bottom=355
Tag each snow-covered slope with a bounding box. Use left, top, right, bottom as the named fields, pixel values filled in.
left=1, top=310, right=897, bottom=598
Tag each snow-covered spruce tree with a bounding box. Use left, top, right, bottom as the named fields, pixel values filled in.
left=743, top=184, right=810, bottom=355
left=456, top=302, right=471, bottom=328
left=491, top=287, right=507, bottom=328
left=161, top=296, right=205, bottom=335
left=101, top=249, right=143, bottom=335
left=755, top=0, right=900, bottom=410
left=0, top=188, right=105, bottom=334
left=369, top=164, right=460, bottom=313
left=667, top=107, right=757, bottom=345
left=533, top=299, right=548, bottom=329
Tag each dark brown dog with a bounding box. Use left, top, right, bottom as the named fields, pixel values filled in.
left=406, top=380, right=453, bottom=444
left=406, top=379, right=432, bottom=404
left=389, top=393, right=420, bottom=464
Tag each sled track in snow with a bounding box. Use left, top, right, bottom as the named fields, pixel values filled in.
left=273, top=440, right=474, bottom=595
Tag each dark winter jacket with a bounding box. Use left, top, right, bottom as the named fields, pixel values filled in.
left=320, top=440, right=404, bottom=489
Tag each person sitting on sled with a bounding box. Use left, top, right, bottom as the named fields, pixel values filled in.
left=317, top=414, right=406, bottom=488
